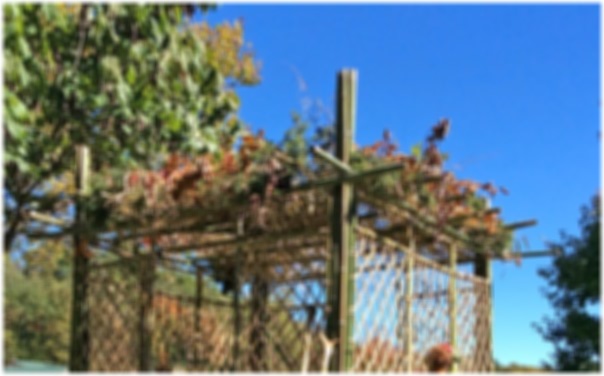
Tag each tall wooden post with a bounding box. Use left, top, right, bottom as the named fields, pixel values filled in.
left=326, top=69, right=357, bottom=372
left=448, top=243, right=458, bottom=373
left=69, top=145, right=91, bottom=371
left=474, top=254, right=492, bottom=370
left=194, top=266, right=203, bottom=367
left=232, top=217, right=244, bottom=371
left=139, top=254, right=154, bottom=371
left=405, top=232, right=415, bottom=372
left=250, top=275, right=269, bottom=370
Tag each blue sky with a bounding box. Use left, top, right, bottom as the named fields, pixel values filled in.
left=199, top=4, right=600, bottom=366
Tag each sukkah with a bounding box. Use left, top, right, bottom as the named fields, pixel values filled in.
left=30, top=70, right=537, bottom=372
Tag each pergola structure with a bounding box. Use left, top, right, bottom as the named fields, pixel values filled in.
left=27, top=69, right=547, bottom=372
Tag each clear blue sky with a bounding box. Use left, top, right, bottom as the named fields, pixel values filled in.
left=199, top=4, right=599, bottom=367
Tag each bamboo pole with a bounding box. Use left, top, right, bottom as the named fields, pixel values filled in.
left=69, top=145, right=91, bottom=371
left=449, top=243, right=458, bottom=373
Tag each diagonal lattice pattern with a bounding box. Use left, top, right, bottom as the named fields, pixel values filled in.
left=84, top=222, right=491, bottom=373
left=353, top=225, right=492, bottom=373
left=86, top=228, right=330, bottom=372
left=88, top=256, right=152, bottom=371
left=456, top=275, right=493, bottom=372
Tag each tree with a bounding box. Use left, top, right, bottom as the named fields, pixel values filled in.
left=494, top=360, right=549, bottom=373
left=4, top=241, right=72, bottom=364
left=535, top=195, right=600, bottom=371
left=3, top=4, right=259, bottom=251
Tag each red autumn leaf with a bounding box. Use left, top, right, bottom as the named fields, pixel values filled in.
left=481, top=182, right=498, bottom=196
left=427, top=118, right=450, bottom=143
left=424, top=144, right=443, bottom=166
left=127, top=171, right=140, bottom=187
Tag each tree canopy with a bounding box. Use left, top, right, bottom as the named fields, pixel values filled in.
left=535, top=195, right=600, bottom=371
left=4, top=241, right=72, bottom=364
left=4, top=4, right=259, bottom=251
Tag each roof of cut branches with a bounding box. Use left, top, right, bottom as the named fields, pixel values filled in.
left=76, top=119, right=525, bottom=265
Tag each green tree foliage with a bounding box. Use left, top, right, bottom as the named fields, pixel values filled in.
left=4, top=241, right=232, bottom=366
left=535, top=195, right=600, bottom=371
left=4, top=242, right=72, bottom=365
left=494, top=360, right=549, bottom=373
left=3, top=4, right=259, bottom=251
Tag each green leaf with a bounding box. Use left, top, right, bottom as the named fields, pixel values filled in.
left=5, top=118, right=28, bottom=140
left=126, top=66, right=137, bottom=85
left=411, top=143, right=422, bottom=159
left=5, top=90, right=30, bottom=122
left=93, top=94, right=109, bottom=107
left=17, top=37, right=32, bottom=59
left=165, top=112, right=181, bottom=132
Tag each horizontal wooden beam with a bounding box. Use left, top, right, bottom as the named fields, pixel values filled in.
left=163, top=227, right=328, bottom=253
left=413, top=287, right=474, bottom=300
left=311, top=146, right=353, bottom=174
left=290, top=163, right=405, bottom=192
left=512, top=248, right=561, bottom=259
left=26, top=210, right=72, bottom=227
left=504, top=219, right=538, bottom=230
left=25, top=218, right=236, bottom=242
left=358, top=192, right=474, bottom=246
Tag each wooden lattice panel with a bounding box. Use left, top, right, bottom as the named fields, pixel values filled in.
left=353, top=226, right=493, bottom=373
left=84, top=226, right=491, bottom=373
left=153, top=231, right=331, bottom=372
left=456, top=276, right=493, bottom=372
left=88, top=257, right=150, bottom=371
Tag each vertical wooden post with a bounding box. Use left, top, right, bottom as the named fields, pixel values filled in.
left=232, top=217, right=244, bottom=371
left=474, top=254, right=492, bottom=371
left=194, top=266, right=203, bottom=367
left=326, top=69, right=357, bottom=372
left=139, top=254, right=154, bottom=371
left=448, top=243, right=458, bottom=373
left=395, top=279, right=404, bottom=353
left=405, top=231, right=415, bottom=372
left=250, top=275, right=268, bottom=371
left=69, top=145, right=91, bottom=371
